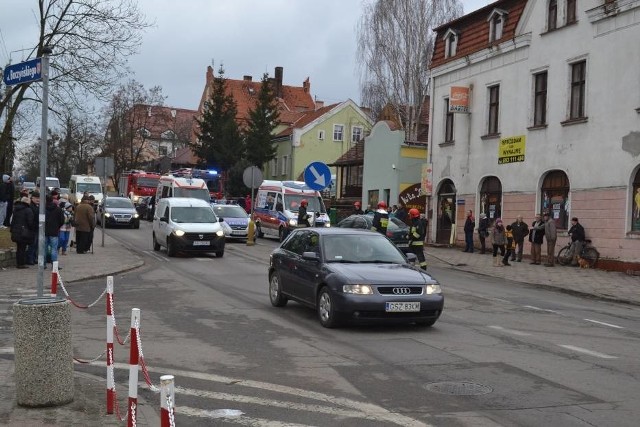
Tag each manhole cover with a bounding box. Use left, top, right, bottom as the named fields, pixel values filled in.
left=425, top=381, right=493, bottom=396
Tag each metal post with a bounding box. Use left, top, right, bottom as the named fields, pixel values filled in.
left=102, top=159, right=106, bottom=247
left=36, top=46, right=52, bottom=298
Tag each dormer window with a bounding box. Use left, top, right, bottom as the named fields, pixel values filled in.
left=487, top=9, right=507, bottom=43
left=443, top=28, right=459, bottom=58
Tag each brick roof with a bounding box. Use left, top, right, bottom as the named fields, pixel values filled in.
left=431, top=0, right=528, bottom=69
left=329, top=139, right=365, bottom=166
left=131, top=105, right=198, bottom=141
left=275, top=103, right=340, bottom=138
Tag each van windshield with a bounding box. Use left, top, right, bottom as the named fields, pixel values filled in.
left=46, top=179, right=60, bottom=188
left=173, top=188, right=210, bottom=202
left=77, top=183, right=102, bottom=193
left=170, top=207, right=217, bottom=223
left=284, top=195, right=326, bottom=213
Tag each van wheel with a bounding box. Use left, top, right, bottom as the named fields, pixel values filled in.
left=166, top=237, right=177, bottom=257
left=255, top=223, right=264, bottom=238
left=152, top=233, right=160, bottom=251
left=215, top=249, right=224, bottom=258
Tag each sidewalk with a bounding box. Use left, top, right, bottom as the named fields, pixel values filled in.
left=426, top=245, right=640, bottom=306
left=0, top=233, right=158, bottom=426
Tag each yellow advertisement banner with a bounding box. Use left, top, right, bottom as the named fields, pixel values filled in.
left=498, top=135, right=526, bottom=165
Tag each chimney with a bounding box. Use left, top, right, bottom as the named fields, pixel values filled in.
left=315, top=100, right=324, bottom=110
left=275, top=66, right=283, bottom=98
left=243, top=75, right=252, bottom=82
left=303, top=77, right=310, bottom=94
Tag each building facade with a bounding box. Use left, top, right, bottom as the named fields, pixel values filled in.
left=429, top=0, right=640, bottom=267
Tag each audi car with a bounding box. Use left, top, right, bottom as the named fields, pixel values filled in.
left=210, top=203, right=249, bottom=242
left=268, top=228, right=444, bottom=328
left=97, top=197, right=140, bottom=229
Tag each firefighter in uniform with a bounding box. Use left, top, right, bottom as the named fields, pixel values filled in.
left=371, top=201, right=389, bottom=235
left=408, top=208, right=427, bottom=270
left=297, top=199, right=310, bottom=228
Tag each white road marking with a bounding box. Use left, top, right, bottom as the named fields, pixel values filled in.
left=523, top=305, right=559, bottom=314
left=488, top=325, right=531, bottom=336
left=178, top=406, right=311, bottom=426
left=558, top=345, right=617, bottom=359
left=583, top=318, right=624, bottom=329
left=194, top=258, right=210, bottom=261
left=0, top=347, right=14, bottom=354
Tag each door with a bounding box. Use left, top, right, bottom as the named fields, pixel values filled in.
left=436, top=180, right=456, bottom=245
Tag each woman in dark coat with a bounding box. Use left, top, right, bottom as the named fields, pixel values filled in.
left=10, top=197, right=35, bottom=269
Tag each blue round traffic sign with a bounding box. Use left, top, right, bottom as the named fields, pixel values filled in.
left=304, top=162, right=331, bottom=191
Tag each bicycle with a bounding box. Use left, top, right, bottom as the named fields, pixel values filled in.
left=557, top=239, right=600, bottom=268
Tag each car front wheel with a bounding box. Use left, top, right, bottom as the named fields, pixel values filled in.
left=152, top=233, right=161, bottom=251
left=166, top=237, right=176, bottom=257
left=269, top=272, right=288, bottom=307
left=317, top=287, right=340, bottom=328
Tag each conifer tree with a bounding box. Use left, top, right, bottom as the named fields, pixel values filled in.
left=244, top=73, right=280, bottom=170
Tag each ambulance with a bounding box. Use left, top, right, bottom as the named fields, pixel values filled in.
left=156, top=174, right=210, bottom=204
left=252, top=180, right=330, bottom=242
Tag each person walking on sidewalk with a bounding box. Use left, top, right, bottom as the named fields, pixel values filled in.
left=543, top=212, right=557, bottom=267
left=477, top=213, right=489, bottom=254
left=26, top=191, right=40, bottom=265
left=567, top=217, right=586, bottom=266
left=503, top=224, right=515, bottom=266
left=9, top=196, right=35, bottom=269
left=44, top=195, right=65, bottom=268
left=58, top=202, right=73, bottom=256
left=408, top=208, right=427, bottom=270
left=529, top=213, right=545, bottom=265
left=0, top=174, right=12, bottom=228
left=463, top=210, right=475, bottom=253
left=491, top=218, right=506, bottom=267
left=74, top=196, right=95, bottom=254
left=510, top=215, right=529, bottom=262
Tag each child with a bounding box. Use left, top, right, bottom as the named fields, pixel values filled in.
left=503, top=224, right=515, bottom=266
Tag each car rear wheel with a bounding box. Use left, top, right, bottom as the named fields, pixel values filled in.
left=317, top=287, right=340, bottom=328
left=152, top=233, right=161, bottom=251
left=269, top=272, right=288, bottom=307
left=166, top=237, right=176, bottom=257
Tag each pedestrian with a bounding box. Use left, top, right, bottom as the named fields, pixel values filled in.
left=503, top=224, right=515, bottom=266
left=0, top=174, right=12, bottom=228
left=371, top=201, right=389, bottom=235
left=543, top=211, right=557, bottom=267
left=528, top=213, right=545, bottom=265
left=462, top=209, right=475, bottom=253
left=408, top=208, right=427, bottom=270
left=491, top=218, right=506, bottom=267
left=44, top=194, right=65, bottom=268
left=244, top=194, right=252, bottom=214
left=567, top=217, right=586, bottom=266
left=353, top=201, right=364, bottom=215
left=297, top=199, right=310, bottom=228
left=88, top=195, right=97, bottom=251
left=477, top=213, right=489, bottom=254
left=9, top=196, right=35, bottom=269
left=74, top=195, right=95, bottom=254
left=510, top=215, right=529, bottom=262
left=58, top=202, right=73, bottom=256
left=26, top=191, right=40, bottom=265
left=395, top=204, right=408, bottom=223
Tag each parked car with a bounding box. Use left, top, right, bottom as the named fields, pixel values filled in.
left=58, top=187, right=71, bottom=197
left=20, top=181, right=36, bottom=194
left=136, top=195, right=155, bottom=221
left=97, top=197, right=140, bottom=229
left=336, top=214, right=410, bottom=253
left=210, top=203, right=249, bottom=241
left=268, top=227, right=444, bottom=328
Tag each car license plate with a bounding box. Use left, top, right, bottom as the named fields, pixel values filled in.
left=385, top=302, right=420, bottom=312
left=231, top=230, right=245, bottom=235
left=116, top=218, right=129, bottom=222
left=193, top=241, right=210, bottom=246
left=397, top=243, right=409, bottom=248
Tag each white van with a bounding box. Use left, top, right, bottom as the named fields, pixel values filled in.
left=69, top=175, right=104, bottom=205
left=152, top=197, right=225, bottom=257
left=156, top=175, right=210, bottom=203
left=252, top=180, right=330, bottom=241
left=35, top=176, right=61, bottom=194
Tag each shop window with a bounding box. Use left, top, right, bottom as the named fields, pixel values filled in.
left=480, top=176, right=502, bottom=225
left=632, top=169, right=640, bottom=231
left=541, top=170, right=570, bottom=229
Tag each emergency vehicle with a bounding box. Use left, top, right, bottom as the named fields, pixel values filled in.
left=156, top=174, right=210, bottom=203
left=69, top=175, right=103, bottom=205
left=118, top=171, right=161, bottom=204
left=252, top=180, right=330, bottom=242
left=169, top=168, right=223, bottom=200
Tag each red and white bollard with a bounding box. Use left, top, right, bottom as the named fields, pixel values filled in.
left=51, top=261, right=59, bottom=297
left=160, top=375, right=175, bottom=427
left=127, top=308, right=140, bottom=427
left=106, top=276, right=114, bottom=415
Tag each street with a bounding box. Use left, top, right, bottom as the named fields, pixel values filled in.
left=67, top=221, right=640, bottom=426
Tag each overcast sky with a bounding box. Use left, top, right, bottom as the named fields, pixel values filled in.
left=1, top=0, right=491, bottom=112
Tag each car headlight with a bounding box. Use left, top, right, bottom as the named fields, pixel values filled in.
left=343, top=284, right=373, bottom=295
left=174, top=230, right=185, bottom=237
left=425, top=283, right=442, bottom=295
left=216, top=230, right=224, bottom=237
left=324, top=222, right=331, bottom=227
left=104, top=212, right=111, bottom=217
left=288, top=218, right=297, bottom=226
left=133, top=213, right=139, bottom=218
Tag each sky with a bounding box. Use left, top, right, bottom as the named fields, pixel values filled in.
left=1, top=0, right=491, bottom=112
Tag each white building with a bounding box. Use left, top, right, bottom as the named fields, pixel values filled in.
left=428, top=0, right=640, bottom=268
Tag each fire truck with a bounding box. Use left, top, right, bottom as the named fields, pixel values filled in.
left=169, top=168, right=224, bottom=200
left=118, top=171, right=161, bottom=204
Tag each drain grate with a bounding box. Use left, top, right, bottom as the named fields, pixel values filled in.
left=425, top=381, right=493, bottom=396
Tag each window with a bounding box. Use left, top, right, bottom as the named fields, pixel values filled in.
left=570, top=60, right=586, bottom=119
left=632, top=169, right=640, bottom=231
left=333, top=124, right=344, bottom=141
left=566, top=0, right=577, bottom=24
left=488, top=85, right=500, bottom=135
left=445, top=31, right=458, bottom=58
left=318, top=130, right=325, bottom=140
left=159, top=146, right=168, bottom=156
left=351, top=126, right=363, bottom=144
left=480, top=176, right=502, bottom=224
left=548, top=0, right=558, bottom=30
left=542, top=170, right=570, bottom=229
left=161, top=130, right=175, bottom=140
left=488, top=10, right=506, bottom=42
left=444, top=98, right=454, bottom=142
left=270, top=158, right=278, bottom=177
left=533, top=71, right=548, bottom=126
left=281, top=155, right=288, bottom=175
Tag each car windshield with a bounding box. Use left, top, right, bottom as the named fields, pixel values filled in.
left=23, top=182, right=35, bottom=188
left=322, top=233, right=406, bottom=263
left=136, top=177, right=159, bottom=188
left=173, top=187, right=210, bottom=202
left=105, top=198, right=134, bottom=208
left=77, top=183, right=102, bottom=193
left=284, top=195, right=326, bottom=213
left=211, top=205, right=248, bottom=218
left=170, top=206, right=217, bottom=223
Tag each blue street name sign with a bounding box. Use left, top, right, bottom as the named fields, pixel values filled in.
left=3, top=58, right=42, bottom=86
left=304, top=161, right=331, bottom=191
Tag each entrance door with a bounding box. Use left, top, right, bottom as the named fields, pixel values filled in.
left=436, top=180, right=456, bottom=244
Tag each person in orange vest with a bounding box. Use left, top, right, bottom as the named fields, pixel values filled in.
left=371, top=201, right=389, bottom=235
left=408, top=208, right=427, bottom=270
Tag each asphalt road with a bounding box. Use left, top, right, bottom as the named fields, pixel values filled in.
left=70, top=221, right=640, bottom=426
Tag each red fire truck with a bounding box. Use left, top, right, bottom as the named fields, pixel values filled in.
left=118, top=171, right=161, bottom=204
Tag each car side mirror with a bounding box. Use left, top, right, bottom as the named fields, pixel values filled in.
left=302, top=251, right=319, bottom=261
left=160, top=216, right=168, bottom=223
left=218, top=217, right=224, bottom=222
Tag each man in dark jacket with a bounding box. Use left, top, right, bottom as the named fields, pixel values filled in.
left=10, top=197, right=35, bottom=268
left=510, top=215, right=529, bottom=262
left=567, top=217, right=586, bottom=266
left=26, top=191, right=40, bottom=265
left=297, top=199, right=310, bottom=228
left=44, top=195, right=65, bottom=267
left=528, top=213, right=545, bottom=265
left=371, top=201, right=389, bottom=235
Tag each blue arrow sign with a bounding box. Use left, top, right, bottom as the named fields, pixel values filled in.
left=3, top=58, right=42, bottom=86
left=304, top=161, right=331, bottom=191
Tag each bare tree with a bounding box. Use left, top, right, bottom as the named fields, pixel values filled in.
left=357, top=0, right=463, bottom=140
left=0, top=0, right=151, bottom=172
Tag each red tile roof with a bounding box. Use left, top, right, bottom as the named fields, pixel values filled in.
left=275, top=103, right=340, bottom=138
left=431, top=0, right=528, bottom=69
left=329, top=139, right=365, bottom=166
left=131, top=105, right=198, bottom=141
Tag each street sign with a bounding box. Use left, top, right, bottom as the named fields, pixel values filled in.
left=3, top=58, right=42, bottom=86
left=242, top=166, right=263, bottom=188
left=304, top=161, right=331, bottom=191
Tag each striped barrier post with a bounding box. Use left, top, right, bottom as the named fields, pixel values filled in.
left=106, top=276, right=114, bottom=414
left=127, top=308, right=140, bottom=427
left=160, top=375, right=175, bottom=427
left=51, top=261, right=59, bottom=297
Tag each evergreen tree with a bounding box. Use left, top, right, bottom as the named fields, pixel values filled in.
left=195, top=66, right=243, bottom=173
left=244, top=73, right=280, bottom=170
